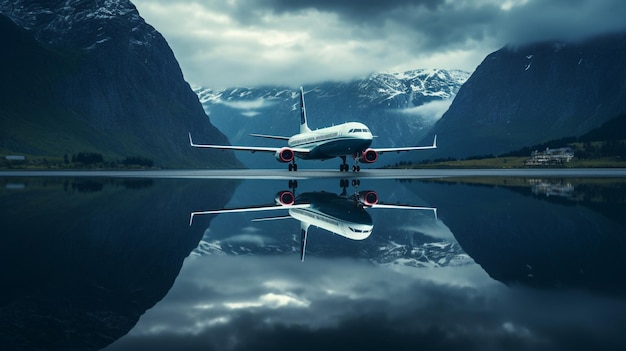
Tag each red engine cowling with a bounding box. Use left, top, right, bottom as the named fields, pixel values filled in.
left=359, top=190, right=378, bottom=207
left=275, top=191, right=295, bottom=206
left=357, top=149, right=378, bottom=163
left=274, top=148, right=295, bottom=163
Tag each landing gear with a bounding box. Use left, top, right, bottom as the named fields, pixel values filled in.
left=339, top=155, right=362, bottom=172
left=288, top=162, right=298, bottom=171
left=339, top=156, right=349, bottom=172
left=288, top=179, right=298, bottom=189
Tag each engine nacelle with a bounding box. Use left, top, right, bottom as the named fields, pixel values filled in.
left=358, top=190, right=378, bottom=207
left=356, top=149, right=378, bottom=163
left=274, top=148, right=295, bottom=163
left=275, top=191, right=295, bottom=206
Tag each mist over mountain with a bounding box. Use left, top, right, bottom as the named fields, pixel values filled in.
left=194, top=69, right=469, bottom=168
left=0, top=0, right=238, bottom=168
left=421, top=31, right=626, bottom=160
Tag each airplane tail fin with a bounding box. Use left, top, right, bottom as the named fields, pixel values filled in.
left=300, top=223, right=310, bottom=262
left=299, top=87, right=311, bottom=133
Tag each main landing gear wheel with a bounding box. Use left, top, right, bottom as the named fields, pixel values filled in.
left=352, top=165, right=360, bottom=172
left=288, top=179, right=298, bottom=189
left=288, top=163, right=298, bottom=171
left=339, top=156, right=349, bottom=172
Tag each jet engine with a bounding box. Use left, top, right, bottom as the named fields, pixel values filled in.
left=274, top=148, right=295, bottom=163
left=275, top=191, right=295, bottom=206
left=356, top=149, right=378, bottom=163
left=358, top=190, right=378, bottom=207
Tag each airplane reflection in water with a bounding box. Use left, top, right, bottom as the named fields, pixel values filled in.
left=190, top=181, right=437, bottom=261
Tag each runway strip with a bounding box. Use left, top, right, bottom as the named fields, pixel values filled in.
left=2, top=168, right=626, bottom=179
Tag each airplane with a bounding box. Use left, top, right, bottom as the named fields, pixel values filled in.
left=189, top=87, right=437, bottom=171
left=189, top=188, right=437, bottom=261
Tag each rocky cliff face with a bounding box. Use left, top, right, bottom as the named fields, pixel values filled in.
left=422, top=32, right=626, bottom=159
left=0, top=0, right=238, bottom=168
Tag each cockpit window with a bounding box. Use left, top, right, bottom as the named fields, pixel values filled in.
left=349, top=227, right=370, bottom=233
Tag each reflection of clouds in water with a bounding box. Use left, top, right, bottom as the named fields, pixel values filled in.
left=221, top=234, right=274, bottom=246
left=105, top=255, right=626, bottom=351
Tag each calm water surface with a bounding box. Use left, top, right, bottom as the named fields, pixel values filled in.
left=1, top=173, right=625, bottom=351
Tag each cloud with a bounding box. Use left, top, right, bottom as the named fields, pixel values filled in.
left=133, top=0, right=626, bottom=89
left=398, top=99, right=455, bottom=121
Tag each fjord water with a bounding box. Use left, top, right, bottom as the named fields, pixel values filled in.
left=1, top=175, right=626, bottom=351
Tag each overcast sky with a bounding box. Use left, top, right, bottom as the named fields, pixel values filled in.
left=132, top=0, right=626, bottom=89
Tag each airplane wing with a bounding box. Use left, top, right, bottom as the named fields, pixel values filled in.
left=371, top=135, right=437, bottom=154
left=189, top=204, right=311, bottom=225
left=250, top=133, right=291, bottom=141
left=370, top=204, right=438, bottom=220
left=251, top=215, right=293, bottom=222
left=189, top=133, right=310, bottom=153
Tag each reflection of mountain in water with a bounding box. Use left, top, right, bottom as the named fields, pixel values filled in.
left=194, top=189, right=471, bottom=268
left=194, top=228, right=471, bottom=268
left=411, top=179, right=626, bottom=295
left=0, top=178, right=236, bottom=351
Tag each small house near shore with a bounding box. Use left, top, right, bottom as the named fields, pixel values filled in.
left=525, top=147, right=574, bottom=166
left=5, top=155, right=26, bottom=161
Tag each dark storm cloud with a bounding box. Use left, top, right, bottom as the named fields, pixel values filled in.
left=254, top=0, right=445, bottom=21
left=498, top=0, right=626, bottom=44
left=132, top=0, right=626, bottom=90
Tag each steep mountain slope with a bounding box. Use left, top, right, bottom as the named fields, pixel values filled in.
left=195, top=69, right=469, bottom=168
left=422, top=31, right=626, bottom=160
left=0, top=0, right=238, bottom=168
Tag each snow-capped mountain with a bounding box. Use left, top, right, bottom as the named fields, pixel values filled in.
left=0, top=0, right=152, bottom=50
left=194, top=69, right=469, bottom=168
left=191, top=207, right=472, bottom=270
left=192, top=230, right=472, bottom=269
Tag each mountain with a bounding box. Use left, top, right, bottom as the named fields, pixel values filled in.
left=0, top=0, right=238, bottom=168
left=421, top=31, right=626, bottom=160
left=192, top=183, right=469, bottom=269
left=193, top=212, right=472, bottom=269
left=410, top=179, right=626, bottom=296
left=194, top=69, right=469, bottom=168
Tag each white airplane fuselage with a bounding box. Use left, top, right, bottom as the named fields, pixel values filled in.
left=288, top=122, right=373, bottom=160
left=289, top=206, right=373, bottom=241
left=188, top=86, right=436, bottom=171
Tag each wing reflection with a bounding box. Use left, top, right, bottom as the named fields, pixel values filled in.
left=191, top=180, right=437, bottom=261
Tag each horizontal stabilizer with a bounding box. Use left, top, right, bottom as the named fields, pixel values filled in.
left=188, top=133, right=310, bottom=154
